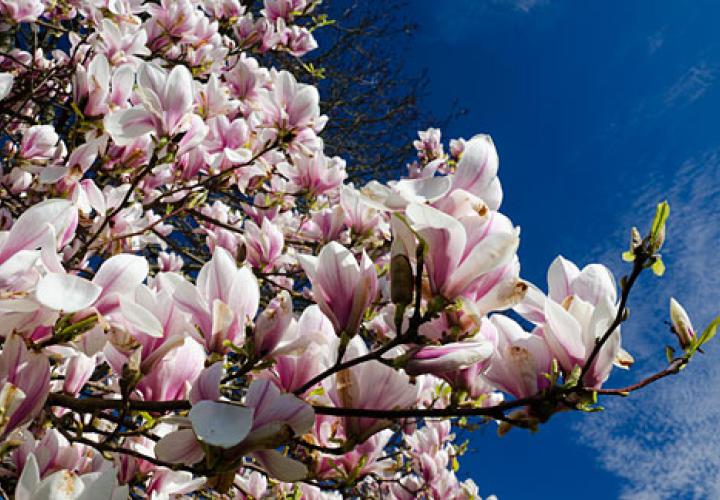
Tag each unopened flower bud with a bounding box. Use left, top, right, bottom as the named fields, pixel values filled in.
left=652, top=224, right=666, bottom=252
left=254, top=291, right=292, bottom=357
left=670, top=297, right=695, bottom=348
left=390, top=254, right=413, bottom=305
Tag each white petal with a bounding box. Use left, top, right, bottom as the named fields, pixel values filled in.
left=104, top=106, right=155, bottom=144
left=0, top=72, right=14, bottom=101
left=154, top=429, right=205, bottom=465
left=77, top=468, right=118, bottom=500
left=547, top=256, right=580, bottom=303
left=15, top=453, right=40, bottom=500
left=93, top=254, right=149, bottom=298
left=189, top=400, right=253, bottom=448
left=253, top=449, right=308, bottom=482
left=36, top=273, right=101, bottom=313
left=119, top=296, right=164, bottom=337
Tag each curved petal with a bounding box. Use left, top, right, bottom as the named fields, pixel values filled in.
left=547, top=256, right=580, bottom=304
left=119, top=296, right=164, bottom=338
left=451, top=134, right=499, bottom=199
left=543, top=299, right=585, bottom=371
left=15, top=453, right=40, bottom=500
left=36, top=273, right=101, bottom=313
left=405, top=203, right=465, bottom=295
left=162, top=64, right=194, bottom=134
left=253, top=449, right=308, bottom=482
left=190, top=361, right=223, bottom=404
left=154, top=429, right=205, bottom=465
left=189, top=400, right=253, bottom=448
left=104, top=106, right=155, bottom=144
left=0, top=199, right=75, bottom=262
left=446, top=230, right=519, bottom=298
left=573, top=263, right=617, bottom=305
left=93, top=254, right=149, bottom=307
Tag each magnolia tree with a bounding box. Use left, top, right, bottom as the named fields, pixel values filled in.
left=0, top=1, right=717, bottom=498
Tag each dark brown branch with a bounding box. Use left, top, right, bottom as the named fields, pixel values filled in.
left=593, top=357, right=688, bottom=396
left=46, top=392, right=191, bottom=412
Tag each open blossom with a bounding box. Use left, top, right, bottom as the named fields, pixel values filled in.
left=258, top=70, right=326, bottom=134
left=483, top=315, right=552, bottom=399
left=174, top=247, right=259, bottom=353
left=203, top=115, right=252, bottom=169
left=515, top=256, right=630, bottom=388
left=278, top=152, right=347, bottom=195
left=404, top=202, right=520, bottom=300
left=0, top=0, right=44, bottom=23
left=104, top=62, right=204, bottom=144
left=329, top=337, right=418, bottom=442
left=0, top=199, right=76, bottom=284
left=262, top=0, right=308, bottom=21
left=259, top=305, right=338, bottom=393
left=155, top=379, right=314, bottom=481
left=15, top=454, right=127, bottom=500
left=298, top=242, right=378, bottom=336
left=12, top=429, right=108, bottom=481
left=314, top=427, right=395, bottom=480
left=73, top=54, right=134, bottom=118
left=95, top=18, right=151, bottom=66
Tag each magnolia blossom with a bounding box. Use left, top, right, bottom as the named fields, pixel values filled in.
left=258, top=70, right=326, bottom=134
left=260, top=305, right=338, bottom=393
left=404, top=202, right=520, bottom=300
left=19, top=125, right=59, bottom=161
left=243, top=218, right=284, bottom=271
left=155, top=380, right=314, bottom=481
left=279, top=152, right=347, bottom=195
left=15, top=454, right=127, bottom=500
left=0, top=0, right=45, bottom=23
left=298, top=242, right=378, bottom=336
left=328, top=337, right=418, bottom=442
left=483, top=315, right=552, bottom=399
left=404, top=340, right=494, bottom=377
left=515, top=256, right=630, bottom=388
left=447, top=134, right=503, bottom=210
left=174, top=247, right=259, bottom=353
left=105, top=62, right=203, bottom=144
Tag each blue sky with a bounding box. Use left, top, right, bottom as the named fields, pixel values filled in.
left=403, top=1, right=720, bottom=498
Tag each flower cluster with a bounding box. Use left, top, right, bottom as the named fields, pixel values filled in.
left=0, top=0, right=711, bottom=498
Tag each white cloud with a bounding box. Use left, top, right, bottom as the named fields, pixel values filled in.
left=577, top=149, right=720, bottom=499
left=647, top=29, right=665, bottom=55
left=664, top=62, right=717, bottom=107
left=495, top=0, right=547, bottom=12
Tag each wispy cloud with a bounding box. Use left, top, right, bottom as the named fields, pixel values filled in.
left=577, top=149, right=720, bottom=499
left=664, top=62, right=717, bottom=107
left=495, top=0, right=548, bottom=13
left=647, top=28, right=666, bottom=55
